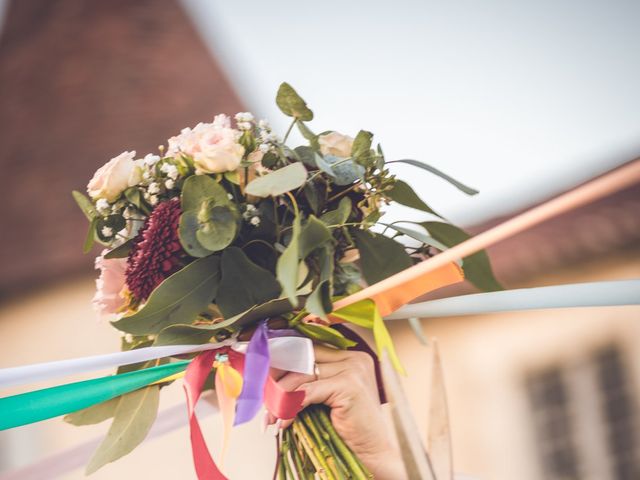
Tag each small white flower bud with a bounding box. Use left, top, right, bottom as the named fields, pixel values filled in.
left=96, top=198, right=110, bottom=213
left=101, top=226, right=113, bottom=237
left=250, top=216, right=261, bottom=226
left=259, top=143, right=271, bottom=154
left=148, top=182, right=160, bottom=194
left=165, top=179, right=175, bottom=190
left=148, top=195, right=159, bottom=205
left=143, top=153, right=160, bottom=166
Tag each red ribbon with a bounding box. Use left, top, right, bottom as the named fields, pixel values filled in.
left=184, top=350, right=227, bottom=480
left=184, top=349, right=306, bottom=480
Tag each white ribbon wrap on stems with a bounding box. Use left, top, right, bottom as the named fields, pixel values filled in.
left=0, top=336, right=315, bottom=390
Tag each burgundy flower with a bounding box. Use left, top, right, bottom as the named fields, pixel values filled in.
left=126, top=198, right=184, bottom=301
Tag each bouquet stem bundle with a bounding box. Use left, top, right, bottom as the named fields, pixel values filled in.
left=278, top=405, right=371, bottom=480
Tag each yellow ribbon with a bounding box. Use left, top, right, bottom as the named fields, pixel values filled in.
left=213, top=358, right=243, bottom=471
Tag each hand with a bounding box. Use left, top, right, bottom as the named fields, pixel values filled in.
left=272, top=345, right=407, bottom=479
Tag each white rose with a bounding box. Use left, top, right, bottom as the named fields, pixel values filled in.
left=318, top=132, right=354, bottom=158
left=87, top=151, right=139, bottom=202
left=193, top=127, right=245, bottom=174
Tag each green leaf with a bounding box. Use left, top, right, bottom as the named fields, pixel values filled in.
left=111, top=256, right=221, bottom=335
left=387, top=180, right=442, bottom=218
left=104, top=238, right=134, bottom=259
left=305, top=281, right=332, bottom=319
left=276, top=82, right=314, bottom=121
left=85, top=386, right=160, bottom=474
left=315, top=155, right=364, bottom=186
left=388, top=159, right=479, bottom=195
left=421, top=221, right=503, bottom=291
left=83, top=218, right=97, bottom=254
left=123, top=187, right=149, bottom=214
left=320, top=197, right=352, bottom=226
left=299, top=215, right=332, bottom=259
left=178, top=211, right=214, bottom=258
left=72, top=190, right=97, bottom=220
left=295, top=323, right=356, bottom=349
left=195, top=204, right=238, bottom=252
left=217, top=247, right=282, bottom=317
left=294, top=146, right=317, bottom=168
left=181, top=175, right=229, bottom=212
left=303, top=182, right=322, bottom=215
left=276, top=216, right=301, bottom=306
left=353, top=230, right=413, bottom=285
left=155, top=297, right=299, bottom=345
left=64, top=397, right=118, bottom=426
left=296, top=120, right=318, bottom=147
left=351, top=130, right=373, bottom=164
left=245, top=163, right=308, bottom=198
left=381, top=223, right=449, bottom=252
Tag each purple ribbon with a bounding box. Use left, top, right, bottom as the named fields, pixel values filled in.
left=234, top=321, right=270, bottom=425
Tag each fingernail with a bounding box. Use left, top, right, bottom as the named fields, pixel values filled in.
left=261, top=411, right=268, bottom=434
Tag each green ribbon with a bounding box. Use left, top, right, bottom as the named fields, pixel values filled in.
left=331, top=298, right=406, bottom=375
left=0, top=360, right=189, bottom=430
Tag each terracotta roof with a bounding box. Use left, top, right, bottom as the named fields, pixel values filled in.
left=0, top=0, right=244, bottom=299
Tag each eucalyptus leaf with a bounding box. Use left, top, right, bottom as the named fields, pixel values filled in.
left=83, top=218, right=97, bottom=254
left=276, top=82, right=314, bottom=121
left=72, top=190, right=97, bottom=220
left=351, top=130, right=373, bottom=165
left=123, top=187, right=149, bottom=213
left=178, top=211, right=213, bottom=257
left=294, top=145, right=317, bottom=168
left=299, top=215, right=332, bottom=259
left=276, top=216, right=301, bottom=306
left=320, top=197, right=352, bottom=226
left=303, top=182, right=322, bottom=214
left=195, top=204, right=238, bottom=252
left=261, top=151, right=279, bottom=169
left=85, top=386, right=160, bottom=474
left=245, top=163, right=308, bottom=198
left=64, top=397, right=119, bottom=426
left=388, top=159, right=479, bottom=195
left=421, top=221, right=503, bottom=291
left=111, top=256, right=221, bottom=335
left=315, top=155, right=365, bottom=186
left=296, top=120, right=318, bottom=147
left=217, top=247, right=282, bottom=317
left=181, top=175, right=230, bottom=212
left=104, top=238, right=134, bottom=259
left=353, top=230, right=413, bottom=285
left=305, top=281, right=332, bottom=319
left=381, top=223, right=449, bottom=251
left=387, top=180, right=442, bottom=218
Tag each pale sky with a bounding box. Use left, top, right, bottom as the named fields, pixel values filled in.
left=181, top=0, right=640, bottom=226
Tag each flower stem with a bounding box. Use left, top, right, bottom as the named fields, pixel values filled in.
left=300, top=411, right=342, bottom=478
left=313, top=407, right=371, bottom=479
left=292, top=420, right=333, bottom=480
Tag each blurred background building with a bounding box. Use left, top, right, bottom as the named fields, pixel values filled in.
left=0, top=1, right=638, bottom=479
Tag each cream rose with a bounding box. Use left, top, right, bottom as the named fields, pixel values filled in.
left=193, top=126, right=245, bottom=174
left=318, top=132, right=354, bottom=158
left=87, top=151, right=139, bottom=202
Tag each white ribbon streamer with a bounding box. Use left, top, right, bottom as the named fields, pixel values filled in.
left=385, top=279, right=640, bottom=320
left=0, top=336, right=314, bottom=390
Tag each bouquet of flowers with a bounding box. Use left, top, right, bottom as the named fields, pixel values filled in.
left=70, top=83, right=500, bottom=478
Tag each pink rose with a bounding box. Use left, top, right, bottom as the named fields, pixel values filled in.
left=87, top=151, right=140, bottom=202
left=92, top=251, right=128, bottom=315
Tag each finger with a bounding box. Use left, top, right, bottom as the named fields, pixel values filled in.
left=313, top=344, right=357, bottom=363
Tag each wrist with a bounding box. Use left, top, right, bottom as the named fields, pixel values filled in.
left=358, top=447, right=407, bottom=480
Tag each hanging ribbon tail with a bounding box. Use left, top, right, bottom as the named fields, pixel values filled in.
left=0, top=360, right=189, bottom=430
left=215, top=361, right=243, bottom=471
left=234, top=322, right=269, bottom=426
left=332, top=324, right=387, bottom=404
left=183, top=350, right=227, bottom=480
left=229, top=351, right=305, bottom=421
